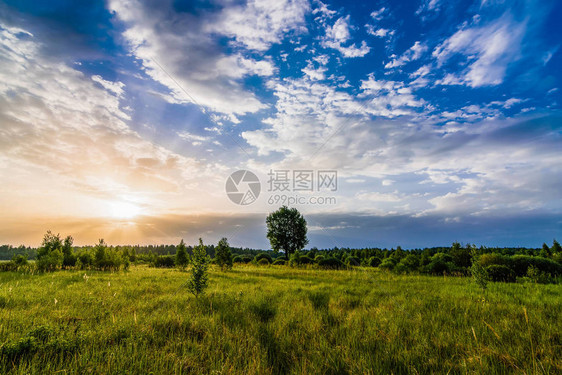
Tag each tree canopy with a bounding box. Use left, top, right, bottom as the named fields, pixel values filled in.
left=266, top=206, right=308, bottom=259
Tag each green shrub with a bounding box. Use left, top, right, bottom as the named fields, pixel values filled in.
left=318, top=257, right=345, bottom=269
left=257, top=258, right=271, bottom=266
left=36, top=231, right=64, bottom=272
left=272, top=259, right=286, bottom=266
left=11, top=254, right=28, bottom=267
left=486, top=265, right=516, bottom=282
left=187, top=238, right=210, bottom=297
left=289, top=250, right=302, bottom=267
left=299, top=255, right=314, bottom=265
left=233, top=255, right=252, bottom=264
left=314, top=254, right=325, bottom=263
left=431, top=253, right=453, bottom=263
left=77, top=251, right=93, bottom=269
left=367, top=256, right=381, bottom=267
left=425, top=260, right=453, bottom=274
left=479, top=253, right=510, bottom=267
left=345, top=257, right=361, bottom=266
left=397, top=254, right=420, bottom=273
left=254, top=253, right=273, bottom=264
left=511, top=255, right=562, bottom=277
left=471, top=261, right=489, bottom=290
left=527, top=265, right=555, bottom=284
left=379, top=257, right=397, bottom=271
left=152, top=255, right=176, bottom=268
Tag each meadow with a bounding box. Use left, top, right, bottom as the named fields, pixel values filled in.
left=0, top=265, right=560, bottom=374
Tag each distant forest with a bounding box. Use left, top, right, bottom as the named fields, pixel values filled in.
left=0, top=242, right=557, bottom=261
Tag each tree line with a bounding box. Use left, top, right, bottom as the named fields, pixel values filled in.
left=1, top=205, right=561, bottom=285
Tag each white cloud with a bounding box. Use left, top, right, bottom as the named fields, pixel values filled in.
left=108, top=0, right=309, bottom=115
left=489, top=98, right=526, bottom=109
left=357, top=191, right=402, bottom=202
left=313, top=54, right=330, bottom=65
left=312, top=0, right=336, bottom=20
left=302, top=61, right=328, bottom=80
left=367, top=27, right=393, bottom=38
left=177, top=131, right=212, bottom=145
left=432, top=13, right=526, bottom=87
left=217, top=55, right=276, bottom=78
left=91, top=75, right=125, bottom=98
left=382, top=179, right=394, bottom=186
left=416, top=0, right=442, bottom=15
left=0, top=24, right=226, bottom=219
left=321, top=16, right=370, bottom=58
left=210, top=0, right=310, bottom=51
left=385, top=41, right=427, bottom=69
left=370, top=7, right=387, bottom=21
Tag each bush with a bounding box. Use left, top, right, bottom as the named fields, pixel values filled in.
left=479, top=253, right=510, bottom=267
left=257, top=258, right=270, bottom=266
left=346, top=257, right=361, bottom=267
left=272, top=259, right=286, bottom=266
left=314, top=255, right=325, bottom=263
left=254, top=253, right=273, bottom=264
left=152, top=255, right=176, bottom=268
left=527, top=265, right=555, bottom=284
left=471, top=261, right=489, bottom=290
left=77, top=252, right=93, bottom=269
left=187, top=238, right=210, bottom=297
left=379, top=257, right=397, bottom=271
left=486, top=265, right=516, bottom=282
left=12, top=254, right=28, bottom=267
left=318, top=257, right=345, bottom=269
left=233, top=255, right=252, bottom=264
left=397, top=254, right=420, bottom=273
left=299, top=256, right=314, bottom=265
left=424, top=259, right=453, bottom=275
left=367, top=256, right=381, bottom=267
left=36, top=231, right=64, bottom=272
left=431, top=253, right=453, bottom=264
left=289, top=250, right=301, bottom=267
left=510, top=255, right=562, bottom=277
left=0, top=261, right=17, bottom=272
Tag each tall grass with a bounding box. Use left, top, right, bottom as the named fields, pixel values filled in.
left=0, top=265, right=560, bottom=374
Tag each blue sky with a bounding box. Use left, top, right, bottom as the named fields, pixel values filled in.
left=0, top=0, right=561, bottom=248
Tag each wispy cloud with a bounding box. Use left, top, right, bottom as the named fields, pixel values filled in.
left=432, top=13, right=526, bottom=87
left=385, top=41, right=428, bottom=69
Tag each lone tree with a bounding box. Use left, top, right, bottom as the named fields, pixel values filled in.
left=175, top=239, right=189, bottom=269
left=215, top=237, right=233, bottom=271
left=266, top=206, right=308, bottom=260
left=187, top=238, right=210, bottom=297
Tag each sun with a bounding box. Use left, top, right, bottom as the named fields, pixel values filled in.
left=109, top=201, right=142, bottom=219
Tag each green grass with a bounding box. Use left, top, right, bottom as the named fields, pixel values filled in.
left=0, top=265, right=560, bottom=374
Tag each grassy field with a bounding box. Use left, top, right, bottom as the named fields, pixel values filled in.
left=0, top=265, right=560, bottom=374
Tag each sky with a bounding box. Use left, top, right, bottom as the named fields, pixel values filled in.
left=0, top=0, right=561, bottom=249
